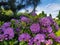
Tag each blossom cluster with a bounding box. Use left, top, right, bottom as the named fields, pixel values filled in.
left=0, top=12, right=60, bottom=45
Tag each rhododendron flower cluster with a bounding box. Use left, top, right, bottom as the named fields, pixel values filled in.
left=0, top=13, right=60, bottom=45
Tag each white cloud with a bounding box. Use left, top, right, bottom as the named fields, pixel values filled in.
left=36, top=3, right=60, bottom=18
left=18, top=7, right=33, bottom=13
left=18, top=3, right=60, bottom=18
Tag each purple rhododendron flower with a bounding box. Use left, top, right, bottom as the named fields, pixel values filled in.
left=36, top=42, right=41, bottom=45
left=28, top=38, right=34, bottom=45
left=1, top=22, right=11, bottom=28
left=41, top=27, right=47, bottom=33
left=45, top=39, right=53, bottom=45
left=55, top=37, right=60, bottom=43
left=48, top=32, right=56, bottom=39
left=46, top=26, right=52, bottom=33
left=4, top=27, right=14, bottom=40
left=0, top=13, right=59, bottom=45
left=40, top=17, right=52, bottom=26
left=18, top=33, right=31, bottom=42
left=0, top=34, right=4, bottom=41
left=33, top=34, right=45, bottom=43
left=0, top=28, right=4, bottom=34
left=41, top=26, right=52, bottom=33
left=47, top=16, right=59, bottom=30
left=53, top=21, right=59, bottom=30
left=16, top=28, right=20, bottom=33
left=21, top=16, right=30, bottom=23
left=30, top=23, right=40, bottom=33
left=47, top=16, right=53, bottom=23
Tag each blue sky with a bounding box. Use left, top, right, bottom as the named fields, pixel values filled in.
left=19, top=0, right=60, bottom=18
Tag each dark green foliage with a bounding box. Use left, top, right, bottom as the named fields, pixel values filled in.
left=57, top=10, right=60, bottom=19
left=49, top=14, right=52, bottom=17
left=0, top=14, right=20, bottom=22
left=0, top=0, right=40, bottom=22
left=39, top=11, right=47, bottom=18
left=0, top=0, right=40, bottom=12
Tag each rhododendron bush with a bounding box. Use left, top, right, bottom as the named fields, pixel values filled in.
left=0, top=12, right=60, bottom=45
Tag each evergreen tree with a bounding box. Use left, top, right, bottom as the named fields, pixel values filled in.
left=57, top=10, right=60, bottom=19
left=49, top=14, right=52, bottom=17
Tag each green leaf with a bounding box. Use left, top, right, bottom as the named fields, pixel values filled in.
left=13, top=40, right=18, bottom=45
left=0, top=21, right=1, bottom=26
left=55, top=29, right=60, bottom=37
left=19, top=41, right=25, bottom=45
left=21, top=22, right=26, bottom=27
left=56, top=43, right=60, bottom=45
left=4, top=41, right=8, bottom=45
left=19, top=41, right=28, bottom=45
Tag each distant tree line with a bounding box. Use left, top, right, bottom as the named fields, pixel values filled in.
left=0, top=0, right=40, bottom=13
left=0, top=0, right=60, bottom=22
left=0, top=0, right=40, bottom=21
